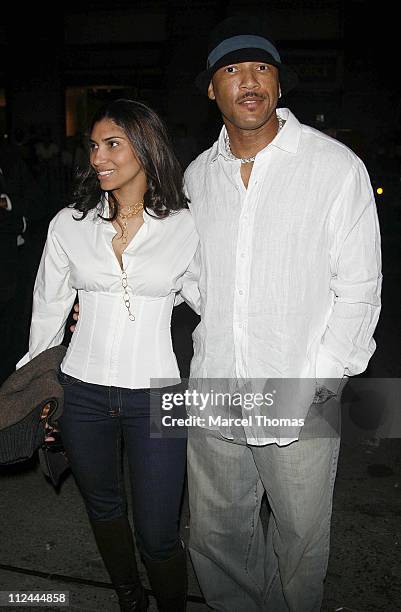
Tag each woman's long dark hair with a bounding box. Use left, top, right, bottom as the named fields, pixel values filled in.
left=71, top=99, right=188, bottom=220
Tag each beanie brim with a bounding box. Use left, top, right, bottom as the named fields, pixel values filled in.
left=195, top=47, right=299, bottom=96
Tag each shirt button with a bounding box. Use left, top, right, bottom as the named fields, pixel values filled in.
left=240, top=253, right=246, bottom=258
left=238, top=322, right=243, bottom=328
left=238, top=290, right=244, bottom=295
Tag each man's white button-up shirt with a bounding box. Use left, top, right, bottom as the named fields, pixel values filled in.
left=184, top=108, right=382, bottom=444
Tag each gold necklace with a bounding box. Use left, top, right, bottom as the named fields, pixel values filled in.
left=117, top=200, right=144, bottom=244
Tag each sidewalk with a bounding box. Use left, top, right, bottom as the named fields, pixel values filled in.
left=0, top=433, right=400, bottom=612
left=0, top=456, right=206, bottom=612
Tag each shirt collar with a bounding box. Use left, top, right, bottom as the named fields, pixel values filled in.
left=210, top=107, right=301, bottom=163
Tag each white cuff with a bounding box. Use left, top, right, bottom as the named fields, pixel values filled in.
left=315, top=350, right=346, bottom=395
left=16, top=352, right=30, bottom=369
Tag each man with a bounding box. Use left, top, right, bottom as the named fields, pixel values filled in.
left=183, top=16, right=381, bottom=612
left=0, top=146, right=28, bottom=385
left=0, top=167, right=22, bottom=384
left=0, top=140, right=42, bottom=385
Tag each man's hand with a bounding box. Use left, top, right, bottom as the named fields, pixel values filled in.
left=70, top=303, right=79, bottom=333
left=312, top=385, right=337, bottom=404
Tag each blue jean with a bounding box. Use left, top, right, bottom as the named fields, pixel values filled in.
left=57, top=372, right=187, bottom=560
left=187, top=399, right=341, bottom=612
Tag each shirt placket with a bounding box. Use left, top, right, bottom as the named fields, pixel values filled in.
left=102, top=222, right=129, bottom=386
left=108, top=287, right=126, bottom=385
left=232, top=168, right=259, bottom=379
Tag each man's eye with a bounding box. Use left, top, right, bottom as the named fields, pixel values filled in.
left=224, top=66, right=238, bottom=73
left=257, top=64, right=269, bottom=71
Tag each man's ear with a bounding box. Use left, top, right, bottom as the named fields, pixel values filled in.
left=208, top=80, right=216, bottom=100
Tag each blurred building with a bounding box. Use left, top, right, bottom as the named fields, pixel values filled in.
left=0, top=1, right=398, bottom=164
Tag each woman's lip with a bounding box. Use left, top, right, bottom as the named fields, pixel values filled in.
left=97, top=170, right=114, bottom=180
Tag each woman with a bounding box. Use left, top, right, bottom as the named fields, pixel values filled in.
left=18, top=99, right=199, bottom=611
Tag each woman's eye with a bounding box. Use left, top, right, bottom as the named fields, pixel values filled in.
left=89, top=143, right=97, bottom=151
left=109, top=141, right=119, bottom=148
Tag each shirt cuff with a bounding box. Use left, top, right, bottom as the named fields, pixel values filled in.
left=174, top=293, right=184, bottom=307
left=315, top=349, right=347, bottom=395
left=16, top=352, right=30, bottom=369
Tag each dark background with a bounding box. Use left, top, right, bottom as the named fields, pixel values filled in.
left=1, top=0, right=401, bottom=179
left=1, top=0, right=401, bottom=210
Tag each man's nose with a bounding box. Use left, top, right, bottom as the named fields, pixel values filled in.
left=239, top=67, right=260, bottom=89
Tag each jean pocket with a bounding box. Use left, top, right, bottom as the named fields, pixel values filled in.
left=58, top=370, right=79, bottom=387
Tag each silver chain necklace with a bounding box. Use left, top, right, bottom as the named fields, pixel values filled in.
left=225, top=113, right=285, bottom=164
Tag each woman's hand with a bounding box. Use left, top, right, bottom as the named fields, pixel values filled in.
left=41, top=402, right=59, bottom=443
left=69, top=303, right=80, bottom=332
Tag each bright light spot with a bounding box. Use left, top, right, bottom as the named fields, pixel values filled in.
left=376, top=187, right=384, bottom=195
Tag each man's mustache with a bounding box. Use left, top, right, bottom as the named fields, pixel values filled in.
left=236, top=92, right=267, bottom=103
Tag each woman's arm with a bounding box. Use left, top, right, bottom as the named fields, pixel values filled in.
left=16, top=214, right=76, bottom=368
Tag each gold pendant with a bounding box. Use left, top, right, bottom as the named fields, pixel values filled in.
left=121, top=220, right=128, bottom=244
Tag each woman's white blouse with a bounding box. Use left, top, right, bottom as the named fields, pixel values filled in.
left=17, top=205, right=200, bottom=388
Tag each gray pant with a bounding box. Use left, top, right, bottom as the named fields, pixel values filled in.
left=187, top=401, right=341, bottom=612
